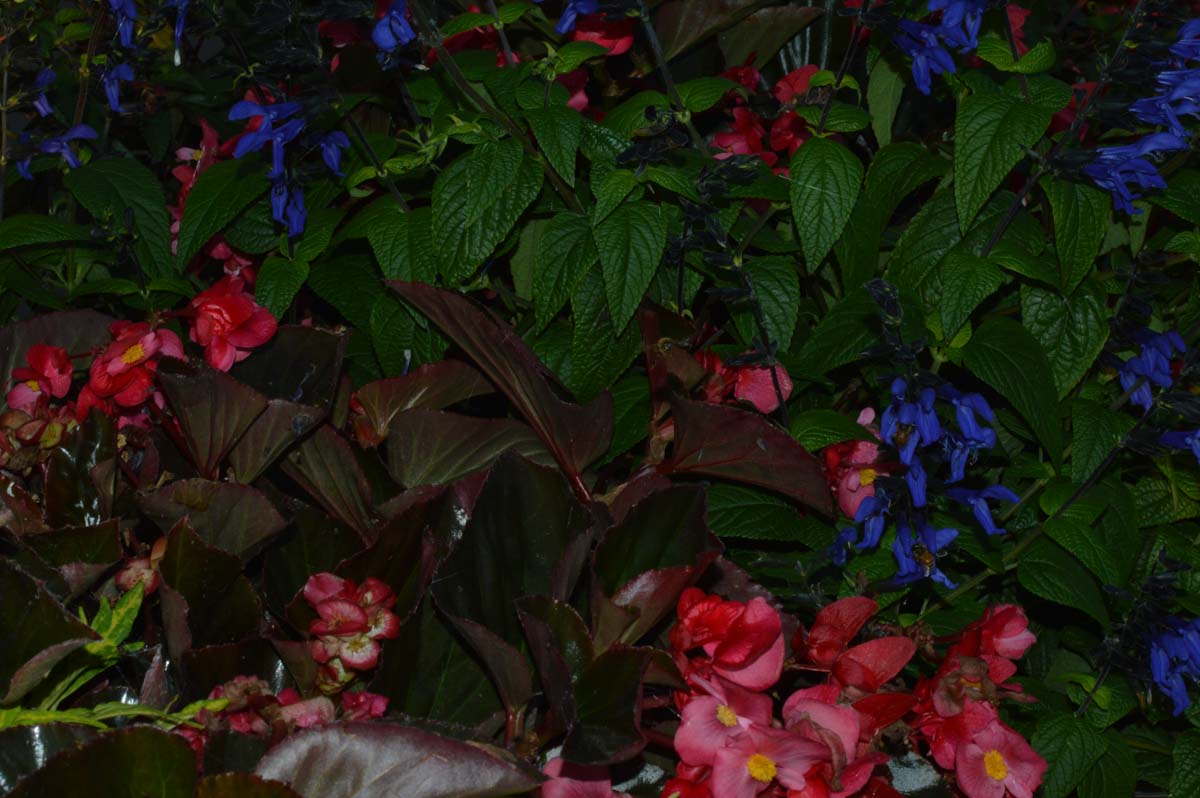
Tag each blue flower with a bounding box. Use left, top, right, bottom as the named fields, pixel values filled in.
left=1171, top=19, right=1200, bottom=62
left=374, top=0, right=416, bottom=53
left=556, top=0, right=600, bottom=35
left=1162, top=429, right=1200, bottom=464
left=1129, top=69, right=1200, bottom=139
left=228, top=100, right=302, bottom=130
left=940, top=385, right=996, bottom=449
left=945, top=484, right=1020, bottom=536
left=881, top=379, right=943, bottom=465
left=234, top=117, right=305, bottom=179
left=1084, top=132, right=1190, bottom=214
left=1149, top=616, right=1200, bottom=715
left=38, top=125, right=99, bottom=170
left=854, top=490, right=891, bottom=551
left=829, top=527, right=858, bottom=566
left=270, top=180, right=289, bottom=226
left=1119, top=328, right=1186, bottom=411
left=165, top=0, right=190, bottom=65
left=31, top=68, right=55, bottom=117
left=109, top=0, right=138, bottom=49
left=929, top=0, right=988, bottom=52
left=269, top=180, right=307, bottom=238
left=895, top=20, right=957, bottom=96
left=906, top=458, right=928, bottom=508
left=101, top=63, right=134, bottom=112
left=894, top=518, right=958, bottom=589
left=320, top=131, right=352, bottom=176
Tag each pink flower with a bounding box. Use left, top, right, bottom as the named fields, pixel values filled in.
left=711, top=725, right=830, bottom=798
left=86, top=322, right=183, bottom=409
left=713, top=108, right=778, bottom=167
left=705, top=598, right=786, bottom=692
left=540, top=758, right=613, bottom=798
left=303, top=572, right=347, bottom=605
left=675, top=677, right=774, bottom=766
left=977, top=605, right=1037, bottom=661
left=6, top=345, right=73, bottom=413
left=341, top=690, right=389, bottom=720
left=188, top=275, right=277, bottom=371
left=732, top=365, right=793, bottom=414
left=277, top=690, right=336, bottom=729
left=824, top=409, right=888, bottom=520
left=955, top=720, right=1046, bottom=798
left=571, top=15, right=634, bottom=55
left=310, top=598, right=370, bottom=637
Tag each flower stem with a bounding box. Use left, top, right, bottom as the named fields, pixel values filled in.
left=635, top=3, right=709, bottom=156
left=815, top=0, right=868, bottom=136
left=485, top=0, right=516, bottom=66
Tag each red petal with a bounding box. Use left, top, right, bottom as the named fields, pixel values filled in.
left=851, top=693, right=917, bottom=736
left=805, top=596, right=878, bottom=666
left=833, top=637, right=915, bottom=692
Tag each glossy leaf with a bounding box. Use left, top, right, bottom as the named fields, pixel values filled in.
left=938, top=252, right=1005, bottom=341
left=64, top=158, right=175, bottom=277
left=1031, top=713, right=1108, bottom=798
left=228, top=325, right=347, bottom=406
left=353, top=361, right=494, bottom=444
left=228, top=399, right=325, bottom=485
left=1070, top=399, right=1135, bottom=485
left=1017, top=539, right=1109, bottom=627
left=561, top=646, right=652, bottom=765
left=386, top=409, right=551, bottom=487
left=282, top=425, right=376, bottom=538
left=666, top=396, right=834, bottom=515
left=527, top=107, right=581, bottom=187
left=197, top=774, right=302, bottom=798
left=1042, top=177, right=1109, bottom=293
left=0, top=725, right=98, bottom=792
left=139, top=479, right=286, bottom=561
left=533, top=212, right=598, bottom=333
left=1021, top=281, right=1108, bottom=399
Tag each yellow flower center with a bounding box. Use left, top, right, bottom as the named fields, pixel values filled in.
left=859, top=468, right=878, bottom=486
left=746, top=753, right=777, bottom=784
left=716, top=704, right=738, bottom=728
left=984, top=749, right=1008, bottom=781
left=24, top=379, right=40, bottom=390
left=120, top=342, right=146, bottom=365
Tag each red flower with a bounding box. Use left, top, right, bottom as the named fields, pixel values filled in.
left=341, top=690, right=389, bottom=720
left=86, top=321, right=183, bottom=409
left=694, top=351, right=792, bottom=414
left=955, top=720, right=1046, bottom=798
left=558, top=69, right=591, bottom=113
left=572, top=14, right=635, bottom=56
left=773, top=65, right=819, bottom=106
left=6, top=344, right=73, bottom=413
left=723, top=59, right=762, bottom=94
left=1007, top=6, right=1030, bottom=56
left=661, top=775, right=712, bottom=798
left=800, top=596, right=878, bottom=667
left=832, top=637, right=916, bottom=694
left=769, top=113, right=812, bottom=158
left=823, top=409, right=889, bottom=520
left=310, top=598, right=370, bottom=636
left=713, top=108, right=778, bottom=167
left=188, top=275, right=278, bottom=371
left=277, top=688, right=336, bottom=729
left=974, top=605, right=1036, bottom=661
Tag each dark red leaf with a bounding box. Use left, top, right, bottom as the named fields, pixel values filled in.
left=354, top=361, right=495, bottom=444
left=139, top=479, right=287, bottom=561
left=281, top=425, right=376, bottom=538
left=385, top=409, right=552, bottom=488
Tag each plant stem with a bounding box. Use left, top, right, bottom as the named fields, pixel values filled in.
left=0, top=40, right=8, bottom=223
left=485, top=0, right=516, bottom=66
left=338, top=97, right=411, bottom=212
left=816, top=0, right=868, bottom=136
left=1002, top=3, right=1031, bottom=103
left=636, top=3, right=709, bottom=156
left=408, top=0, right=585, bottom=214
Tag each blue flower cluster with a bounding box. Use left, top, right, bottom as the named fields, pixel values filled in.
left=109, top=0, right=138, bottom=50
left=832, top=378, right=1018, bottom=589
left=17, top=126, right=99, bottom=180
left=374, top=0, right=416, bottom=53
left=893, top=0, right=988, bottom=95
left=1085, top=21, right=1200, bottom=214
left=228, top=101, right=352, bottom=238
left=1118, top=328, right=1186, bottom=411
left=1149, top=615, right=1200, bottom=715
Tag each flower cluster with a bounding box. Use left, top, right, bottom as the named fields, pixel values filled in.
left=910, top=605, right=1045, bottom=798
left=1084, top=20, right=1200, bottom=213
left=830, top=379, right=1017, bottom=588
left=663, top=591, right=912, bottom=798
left=78, top=321, right=185, bottom=427
left=1148, top=614, right=1200, bottom=715
left=302, top=573, right=402, bottom=693
left=1118, top=327, right=1186, bottom=411
left=187, top=276, right=278, bottom=371
left=711, top=65, right=819, bottom=171
left=1, top=345, right=78, bottom=472
left=178, top=674, right=388, bottom=755
left=892, top=0, right=989, bottom=95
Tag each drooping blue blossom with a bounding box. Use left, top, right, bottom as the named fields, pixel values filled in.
left=853, top=490, right=891, bottom=551
left=1119, top=328, right=1186, bottom=411
left=881, top=379, right=943, bottom=465
left=320, top=131, right=352, bottom=176
left=829, top=527, right=858, bottom=566
left=940, top=385, right=996, bottom=450
left=165, top=0, right=190, bottom=65
left=894, top=518, right=959, bottom=589
left=1148, top=615, right=1200, bottom=715
left=373, top=0, right=417, bottom=53
left=906, top=458, right=927, bottom=508
left=109, top=0, right=139, bottom=49
left=228, top=100, right=302, bottom=130
left=270, top=180, right=289, bottom=226
left=31, top=69, right=55, bottom=117
left=556, top=0, right=600, bottom=35
left=37, top=125, right=99, bottom=170
left=1161, top=429, right=1200, bottom=464
left=101, top=63, right=135, bottom=112
left=895, top=20, right=957, bottom=96
left=234, top=117, right=305, bottom=179
left=1129, top=69, right=1200, bottom=139
left=1083, top=132, right=1190, bottom=214
left=1170, top=19, right=1200, bottom=62
left=929, top=0, right=988, bottom=52
left=269, top=180, right=307, bottom=238
left=945, top=484, right=1021, bottom=536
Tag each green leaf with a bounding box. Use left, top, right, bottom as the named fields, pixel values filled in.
left=1021, top=281, right=1109, bottom=399
left=592, top=169, right=638, bottom=225
left=176, top=159, right=270, bottom=268
left=938, top=252, right=1005, bottom=340
left=975, top=36, right=1056, bottom=73
left=1077, top=732, right=1134, bottom=798
left=886, top=190, right=963, bottom=296
left=1070, top=399, right=1135, bottom=485
left=790, top=136, right=863, bottom=268
left=255, top=257, right=309, bottom=320
left=603, top=90, right=670, bottom=137
left=1042, top=177, right=1109, bottom=293
left=1033, top=714, right=1109, bottom=798
left=789, top=288, right=880, bottom=377
left=0, top=216, right=92, bottom=251
left=867, top=56, right=905, bottom=147
left=790, top=409, right=874, bottom=451
left=602, top=374, right=651, bottom=464
left=527, top=106, right=582, bottom=187
left=368, top=204, right=437, bottom=284
left=707, top=482, right=827, bottom=544
left=1149, top=169, right=1200, bottom=225
left=554, top=41, right=609, bottom=73
left=533, top=212, right=598, bottom=332
left=595, top=201, right=666, bottom=329
left=432, top=140, right=543, bottom=284
left=738, top=255, right=799, bottom=350
left=1018, top=539, right=1109, bottom=627
left=64, top=158, right=175, bottom=277
left=954, top=91, right=1050, bottom=231
left=1043, top=516, right=1121, bottom=585
left=440, top=11, right=495, bottom=37
left=569, top=271, right=641, bottom=402
left=676, top=77, right=738, bottom=112
left=793, top=103, right=870, bottom=133
left=1173, top=729, right=1200, bottom=798
left=962, top=316, right=1063, bottom=461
